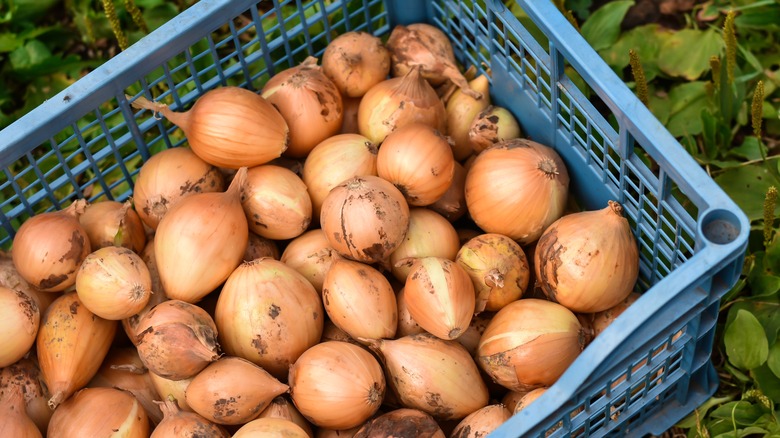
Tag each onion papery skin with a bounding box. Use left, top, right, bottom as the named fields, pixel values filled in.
left=242, top=165, right=312, bottom=240
left=590, top=292, right=642, bottom=338
left=262, top=57, right=343, bottom=158
left=288, top=341, right=385, bottom=429
left=450, top=404, right=512, bottom=438
left=0, top=360, right=49, bottom=437
left=215, top=258, right=324, bottom=380
left=244, top=232, right=281, bottom=261
left=36, top=292, right=117, bottom=410
left=468, top=105, right=522, bottom=154
left=0, top=286, right=39, bottom=367
left=150, top=396, right=230, bottom=438
left=233, top=418, right=311, bottom=438
left=149, top=373, right=194, bottom=412
left=0, top=382, right=42, bottom=438
left=395, top=287, right=426, bottom=338
left=365, top=334, right=489, bottom=420
left=477, top=298, right=584, bottom=392
left=535, top=201, right=640, bottom=313
left=320, top=175, right=410, bottom=264
left=376, top=123, right=455, bottom=207
left=354, top=408, right=445, bottom=438
left=12, top=199, right=91, bottom=292
left=429, top=161, right=468, bottom=222
left=465, top=139, right=569, bottom=244
left=389, top=208, right=459, bottom=282
left=446, top=74, right=491, bottom=161
left=79, top=200, right=146, bottom=253
left=0, top=252, right=57, bottom=317
left=281, top=229, right=341, bottom=294
left=47, top=387, right=149, bottom=438
left=322, top=31, right=390, bottom=98
left=256, top=396, right=314, bottom=438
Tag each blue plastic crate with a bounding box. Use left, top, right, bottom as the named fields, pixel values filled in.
left=0, top=0, right=750, bottom=436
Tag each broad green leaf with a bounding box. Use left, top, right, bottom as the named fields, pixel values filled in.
left=580, top=1, right=634, bottom=52
left=709, top=400, right=764, bottom=425
left=0, top=32, right=21, bottom=53
left=567, top=0, right=593, bottom=20
left=648, top=92, right=671, bottom=125
left=727, top=298, right=780, bottom=345
left=749, top=274, right=780, bottom=297
left=724, top=309, right=769, bottom=370
left=665, top=81, right=708, bottom=137
left=729, top=136, right=768, bottom=161
left=598, top=24, right=672, bottom=82
left=715, top=164, right=780, bottom=221
left=735, top=4, right=780, bottom=30
left=676, top=395, right=735, bottom=428
left=767, top=343, right=780, bottom=378
left=753, top=363, right=780, bottom=403
left=9, top=39, right=52, bottom=71
left=657, top=28, right=724, bottom=80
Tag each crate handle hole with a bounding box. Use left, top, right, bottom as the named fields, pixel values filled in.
left=700, top=209, right=741, bottom=245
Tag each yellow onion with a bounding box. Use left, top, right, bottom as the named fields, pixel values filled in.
left=340, top=96, right=361, bottom=134
left=0, top=359, right=50, bottom=436
left=465, top=139, right=569, bottom=244
left=354, top=408, right=445, bottom=438
left=389, top=208, right=459, bottom=282
left=12, top=199, right=91, bottom=292
left=450, top=404, right=512, bottom=437
left=245, top=231, right=280, bottom=261
left=281, top=229, right=340, bottom=294
left=386, top=23, right=480, bottom=99
left=322, top=258, right=397, bottom=341
left=215, top=259, right=323, bottom=380
left=257, top=396, right=314, bottom=438
left=129, top=87, right=288, bottom=168
left=76, top=246, right=152, bottom=320
left=79, top=200, right=146, bottom=253
left=358, top=67, right=447, bottom=144
left=477, top=299, right=584, bottom=392
left=395, top=287, right=425, bottom=337
left=302, top=134, right=378, bottom=221
left=456, top=234, right=530, bottom=313
left=47, top=387, right=149, bottom=438
left=289, top=341, right=385, bottom=429
left=87, top=347, right=162, bottom=425
left=121, top=265, right=168, bottom=345
left=37, top=292, right=116, bottom=409
left=186, top=356, right=289, bottom=425
left=151, top=396, right=229, bottom=438
left=501, top=389, right=531, bottom=413
left=320, top=175, right=410, bottom=264
left=262, top=57, right=343, bottom=158
left=320, top=319, right=360, bottom=346
left=0, top=252, right=57, bottom=316
left=155, top=167, right=248, bottom=303
left=234, top=418, right=310, bottom=438
left=135, top=300, right=220, bottom=380
left=317, top=426, right=362, bottom=438
left=514, top=387, right=547, bottom=413
left=364, top=334, right=488, bottom=420
left=468, top=105, right=522, bottom=154
left=446, top=73, right=491, bottom=161
left=242, top=165, right=312, bottom=240
left=0, top=380, right=41, bottom=438
left=149, top=373, right=194, bottom=412
left=400, top=256, right=474, bottom=340
left=0, top=286, right=39, bottom=367
left=535, top=201, right=640, bottom=313
left=454, top=312, right=493, bottom=357
left=133, top=147, right=225, bottom=229
left=589, top=292, right=642, bottom=338
left=377, top=123, right=455, bottom=206
left=429, top=161, right=468, bottom=222
left=322, top=31, right=390, bottom=98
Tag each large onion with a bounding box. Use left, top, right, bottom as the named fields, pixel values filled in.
left=234, top=418, right=311, bottom=438
left=322, top=31, right=390, bottom=98
left=215, top=259, right=323, bottom=380
left=151, top=396, right=229, bottom=438
left=465, top=139, right=569, bottom=244
left=320, top=175, right=410, bottom=264
left=0, top=358, right=52, bottom=435
left=449, top=404, right=512, bottom=438
left=47, top=387, right=149, bottom=438
left=354, top=408, right=445, bottom=438
left=79, top=200, right=146, bottom=253
left=12, top=199, right=91, bottom=292
left=477, top=298, right=585, bottom=391
left=242, top=165, right=312, bottom=240
left=0, top=252, right=57, bottom=316
left=535, top=201, right=640, bottom=313
left=388, top=208, right=459, bottom=282
left=0, top=286, right=39, bottom=367
left=0, top=381, right=41, bottom=438
left=288, top=341, right=385, bottom=429
left=262, top=57, right=343, bottom=158
left=129, top=87, right=288, bottom=168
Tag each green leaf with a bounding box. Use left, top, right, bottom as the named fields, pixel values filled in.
left=724, top=309, right=769, bottom=370
left=753, top=363, right=780, bottom=404
left=727, top=298, right=780, bottom=345
left=715, top=164, right=780, bottom=221
left=580, top=0, right=634, bottom=52
left=657, top=28, right=725, bottom=80
left=9, top=39, right=52, bottom=71
left=767, top=343, right=780, bottom=378
left=749, top=274, right=780, bottom=297
left=676, top=395, right=735, bottom=428
left=598, top=24, right=672, bottom=82
left=648, top=91, right=671, bottom=125
left=735, top=4, right=780, bottom=30
left=729, top=136, right=768, bottom=161
left=665, top=81, right=709, bottom=137
left=709, top=400, right=764, bottom=425
left=0, top=32, right=21, bottom=53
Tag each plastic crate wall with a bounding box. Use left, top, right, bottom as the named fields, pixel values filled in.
left=0, top=0, right=750, bottom=436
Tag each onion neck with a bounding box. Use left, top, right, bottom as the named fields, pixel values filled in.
left=63, top=199, right=89, bottom=219
left=537, top=159, right=560, bottom=179
left=607, top=200, right=624, bottom=217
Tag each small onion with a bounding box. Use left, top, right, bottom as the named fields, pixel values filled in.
left=256, top=396, right=314, bottom=438
left=75, top=246, right=152, bottom=320
left=134, top=300, right=220, bottom=380
left=320, top=175, right=410, bottom=264
left=0, top=286, right=39, bottom=367
left=151, top=396, right=229, bottom=438
left=281, top=229, right=340, bottom=294
left=468, top=105, right=522, bottom=154
left=358, top=67, right=447, bottom=144
left=456, top=233, right=530, bottom=313
left=535, top=201, right=640, bottom=313
left=149, top=373, right=194, bottom=412
left=429, top=161, right=468, bottom=222
left=322, top=258, right=397, bottom=341
left=450, top=404, right=512, bottom=438
left=514, top=387, right=547, bottom=414
left=121, top=243, right=168, bottom=344
left=262, top=57, right=343, bottom=158
left=242, top=165, right=312, bottom=240
left=364, top=334, right=488, bottom=420
left=477, top=299, right=584, bottom=392
left=446, top=73, right=491, bottom=161
left=454, top=312, right=493, bottom=358
left=12, top=199, right=91, bottom=292
left=302, top=134, right=378, bottom=221
left=0, top=382, right=42, bottom=438
left=133, top=147, right=225, bottom=229
left=465, top=139, right=569, bottom=244
left=0, top=252, right=57, bottom=316
left=215, top=259, right=323, bottom=380
left=322, top=31, right=390, bottom=98
left=377, top=123, right=455, bottom=206
left=244, top=231, right=281, bottom=261
left=589, top=292, right=642, bottom=338
left=47, top=387, right=149, bottom=438
left=317, top=426, right=362, bottom=438
left=79, top=200, right=146, bottom=253
left=354, top=408, right=445, bottom=438
left=389, top=208, right=459, bottom=282
left=395, top=287, right=425, bottom=337
left=289, top=341, right=385, bottom=429
left=320, top=319, right=360, bottom=346
left=129, top=87, right=289, bottom=168
left=501, top=389, right=531, bottom=413
left=0, top=358, right=50, bottom=436
left=186, top=356, right=289, bottom=425
left=400, top=256, right=475, bottom=340
left=234, top=418, right=310, bottom=438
